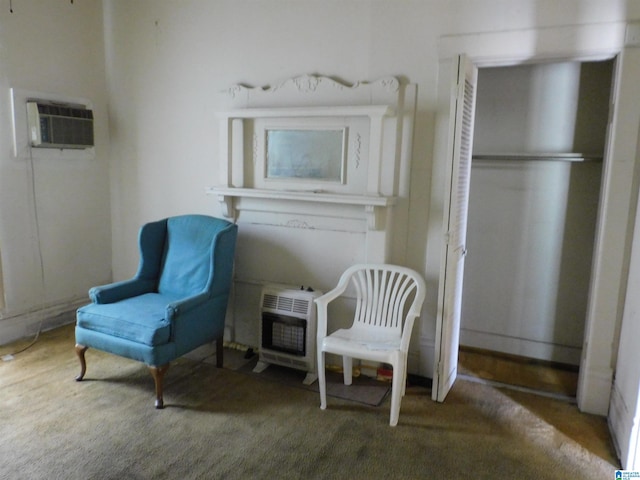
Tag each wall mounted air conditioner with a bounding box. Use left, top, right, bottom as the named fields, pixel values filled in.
left=26, top=100, right=94, bottom=149
left=253, top=284, right=322, bottom=385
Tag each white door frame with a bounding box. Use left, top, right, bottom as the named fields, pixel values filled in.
left=604, top=43, right=640, bottom=469
left=430, top=22, right=633, bottom=415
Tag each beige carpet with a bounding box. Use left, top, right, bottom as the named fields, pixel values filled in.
left=0, top=325, right=619, bottom=479
left=236, top=358, right=391, bottom=406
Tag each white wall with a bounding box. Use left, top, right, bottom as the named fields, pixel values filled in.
left=102, top=1, right=640, bottom=389
left=473, top=62, right=612, bottom=154
left=0, top=1, right=111, bottom=342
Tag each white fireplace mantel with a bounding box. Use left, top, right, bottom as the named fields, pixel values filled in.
left=207, top=186, right=396, bottom=230
left=208, top=74, right=416, bottom=264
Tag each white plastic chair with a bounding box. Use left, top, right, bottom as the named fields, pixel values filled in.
left=315, top=264, right=426, bottom=426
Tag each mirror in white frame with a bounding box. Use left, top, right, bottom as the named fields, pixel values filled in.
left=265, top=128, right=347, bottom=183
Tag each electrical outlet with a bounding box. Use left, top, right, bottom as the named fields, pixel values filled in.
left=625, top=23, right=640, bottom=47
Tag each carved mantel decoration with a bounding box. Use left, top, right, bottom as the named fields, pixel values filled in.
left=224, top=74, right=401, bottom=99
left=207, top=74, right=416, bottom=263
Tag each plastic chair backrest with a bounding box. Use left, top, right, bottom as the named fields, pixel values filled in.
left=350, top=265, right=421, bottom=335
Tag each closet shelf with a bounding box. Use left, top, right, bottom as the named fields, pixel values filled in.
left=472, top=153, right=603, bottom=162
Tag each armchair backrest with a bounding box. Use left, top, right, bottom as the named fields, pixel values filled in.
left=348, top=264, right=426, bottom=337
left=136, top=215, right=237, bottom=298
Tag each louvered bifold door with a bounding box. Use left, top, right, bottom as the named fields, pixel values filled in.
left=433, top=55, right=478, bottom=403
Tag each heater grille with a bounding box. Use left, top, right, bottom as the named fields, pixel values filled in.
left=263, top=313, right=306, bottom=356
left=262, top=293, right=311, bottom=317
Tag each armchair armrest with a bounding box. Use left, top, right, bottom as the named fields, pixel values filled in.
left=166, top=291, right=229, bottom=348
left=165, top=292, right=212, bottom=320
left=89, top=278, right=156, bottom=304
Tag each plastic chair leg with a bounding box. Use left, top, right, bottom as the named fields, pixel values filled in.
left=389, top=363, right=404, bottom=426
left=343, top=356, right=353, bottom=385
left=318, top=350, right=327, bottom=410
left=402, top=368, right=408, bottom=397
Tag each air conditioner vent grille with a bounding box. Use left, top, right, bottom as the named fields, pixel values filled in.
left=36, top=103, right=94, bottom=120
left=27, top=100, right=94, bottom=149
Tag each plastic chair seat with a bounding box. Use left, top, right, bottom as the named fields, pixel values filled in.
left=321, top=328, right=401, bottom=356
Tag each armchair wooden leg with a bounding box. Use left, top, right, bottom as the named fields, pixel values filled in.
left=216, top=337, right=224, bottom=368
left=75, top=344, right=88, bottom=381
left=149, top=364, right=170, bottom=409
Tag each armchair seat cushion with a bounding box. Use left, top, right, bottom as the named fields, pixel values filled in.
left=77, top=293, right=180, bottom=347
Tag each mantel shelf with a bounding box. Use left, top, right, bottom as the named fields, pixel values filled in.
left=207, top=186, right=395, bottom=206
left=206, top=186, right=396, bottom=230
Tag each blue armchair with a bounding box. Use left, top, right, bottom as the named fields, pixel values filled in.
left=75, top=214, right=238, bottom=408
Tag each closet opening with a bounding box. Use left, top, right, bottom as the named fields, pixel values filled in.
left=457, top=59, right=615, bottom=399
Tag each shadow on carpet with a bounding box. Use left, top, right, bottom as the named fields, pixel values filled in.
left=234, top=356, right=390, bottom=406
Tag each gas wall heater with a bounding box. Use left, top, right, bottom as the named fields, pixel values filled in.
left=253, top=285, right=322, bottom=385
left=26, top=100, right=94, bottom=149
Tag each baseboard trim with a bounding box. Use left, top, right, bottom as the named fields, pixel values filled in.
left=460, top=328, right=582, bottom=365
left=577, top=366, right=613, bottom=415
left=0, top=299, right=85, bottom=346
left=608, top=385, right=628, bottom=465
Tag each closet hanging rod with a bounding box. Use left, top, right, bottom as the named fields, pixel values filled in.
left=472, top=153, right=603, bottom=163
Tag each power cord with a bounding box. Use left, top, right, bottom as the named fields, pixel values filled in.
left=2, top=121, right=46, bottom=360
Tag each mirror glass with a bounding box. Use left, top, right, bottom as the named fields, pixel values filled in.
left=266, top=129, right=345, bottom=182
